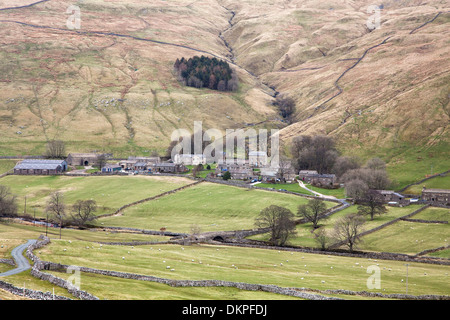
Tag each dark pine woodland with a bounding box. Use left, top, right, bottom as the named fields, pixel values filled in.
left=174, top=56, right=239, bottom=91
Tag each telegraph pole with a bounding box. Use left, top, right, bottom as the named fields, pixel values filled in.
left=405, top=264, right=409, bottom=295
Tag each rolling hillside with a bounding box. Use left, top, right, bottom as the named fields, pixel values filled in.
left=0, top=0, right=448, bottom=184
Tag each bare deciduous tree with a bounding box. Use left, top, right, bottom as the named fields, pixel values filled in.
left=297, top=198, right=328, bottom=229
left=344, top=178, right=369, bottom=201
left=365, top=157, right=386, bottom=170
left=71, top=199, right=97, bottom=228
left=273, top=94, right=296, bottom=124
left=0, top=185, right=18, bottom=217
left=255, top=205, right=297, bottom=246
left=332, top=214, right=366, bottom=252
left=45, top=140, right=66, bottom=159
left=291, top=135, right=339, bottom=174
left=313, top=228, right=329, bottom=250
left=332, top=156, right=361, bottom=180
left=357, top=191, right=387, bottom=221
left=46, top=191, right=66, bottom=239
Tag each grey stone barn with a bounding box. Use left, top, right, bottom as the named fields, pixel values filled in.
left=421, top=188, right=450, bottom=206
left=14, top=159, right=67, bottom=175
left=66, top=153, right=101, bottom=166
left=152, top=163, right=188, bottom=173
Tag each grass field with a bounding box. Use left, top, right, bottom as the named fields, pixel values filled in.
left=33, top=240, right=450, bottom=298
left=252, top=204, right=427, bottom=249
left=0, top=175, right=193, bottom=218
left=0, top=159, right=16, bottom=174
left=257, top=182, right=346, bottom=199
left=403, top=173, right=450, bottom=195
left=360, top=207, right=449, bottom=255
left=96, top=182, right=337, bottom=233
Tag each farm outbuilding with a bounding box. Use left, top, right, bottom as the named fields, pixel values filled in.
left=66, top=153, right=102, bottom=166
left=14, top=159, right=67, bottom=175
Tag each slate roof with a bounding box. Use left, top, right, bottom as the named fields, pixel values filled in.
left=15, top=159, right=66, bottom=170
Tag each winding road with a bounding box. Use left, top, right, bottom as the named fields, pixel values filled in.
left=0, top=240, right=36, bottom=277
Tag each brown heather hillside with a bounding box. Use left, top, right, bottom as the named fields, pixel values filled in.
left=0, top=0, right=448, bottom=184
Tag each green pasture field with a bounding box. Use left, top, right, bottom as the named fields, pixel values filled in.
left=251, top=204, right=426, bottom=248
left=257, top=182, right=346, bottom=199
left=403, top=174, right=450, bottom=195
left=257, top=182, right=315, bottom=196
left=0, top=159, right=16, bottom=174
left=360, top=207, right=449, bottom=256
left=0, top=175, right=193, bottom=218
left=96, top=182, right=338, bottom=233
left=35, top=240, right=450, bottom=298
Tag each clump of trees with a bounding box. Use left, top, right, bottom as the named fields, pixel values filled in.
left=45, top=191, right=98, bottom=238
left=341, top=157, right=391, bottom=201
left=290, top=134, right=391, bottom=193
left=291, top=135, right=339, bottom=174
left=174, top=56, right=238, bottom=91
left=45, top=140, right=66, bottom=159
left=273, top=94, right=296, bottom=124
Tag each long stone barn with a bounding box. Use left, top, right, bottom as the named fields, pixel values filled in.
left=14, top=159, right=67, bottom=175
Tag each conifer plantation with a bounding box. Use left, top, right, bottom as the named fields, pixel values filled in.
left=174, top=56, right=239, bottom=91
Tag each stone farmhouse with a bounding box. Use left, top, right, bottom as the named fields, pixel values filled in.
left=118, top=157, right=160, bottom=170
left=370, top=189, right=405, bottom=204
left=298, top=170, right=337, bottom=187
left=152, top=163, right=188, bottom=173
left=421, top=188, right=450, bottom=206
left=14, top=159, right=67, bottom=175
left=215, top=162, right=255, bottom=180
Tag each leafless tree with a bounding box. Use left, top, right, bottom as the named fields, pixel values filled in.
left=297, top=198, right=328, bottom=229
left=332, top=156, right=361, bottom=180
left=277, top=156, right=294, bottom=183
left=46, top=191, right=66, bottom=239
left=97, top=154, right=108, bottom=170
left=365, top=157, right=386, bottom=170
left=45, top=140, right=66, bottom=159
left=273, top=94, right=296, bottom=124
left=332, top=214, right=366, bottom=252
left=357, top=191, right=387, bottom=221
left=344, top=178, right=369, bottom=201
left=341, top=168, right=390, bottom=190
left=71, top=200, right=98, bottom=228
left=0, top=185, right=18, bottom=217
left=255, top=205, right=297, bottom=246
left=313, top=227, right=329, bottom=250
left=291, top=135, right=339, bottom=174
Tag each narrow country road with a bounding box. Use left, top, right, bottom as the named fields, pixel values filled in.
left=0, top=240, right=36, bottom=277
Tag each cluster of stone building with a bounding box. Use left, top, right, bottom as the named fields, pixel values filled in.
left=11, top=152, right=450, bottom=206
left=13, top=153, right=189, bottom=175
